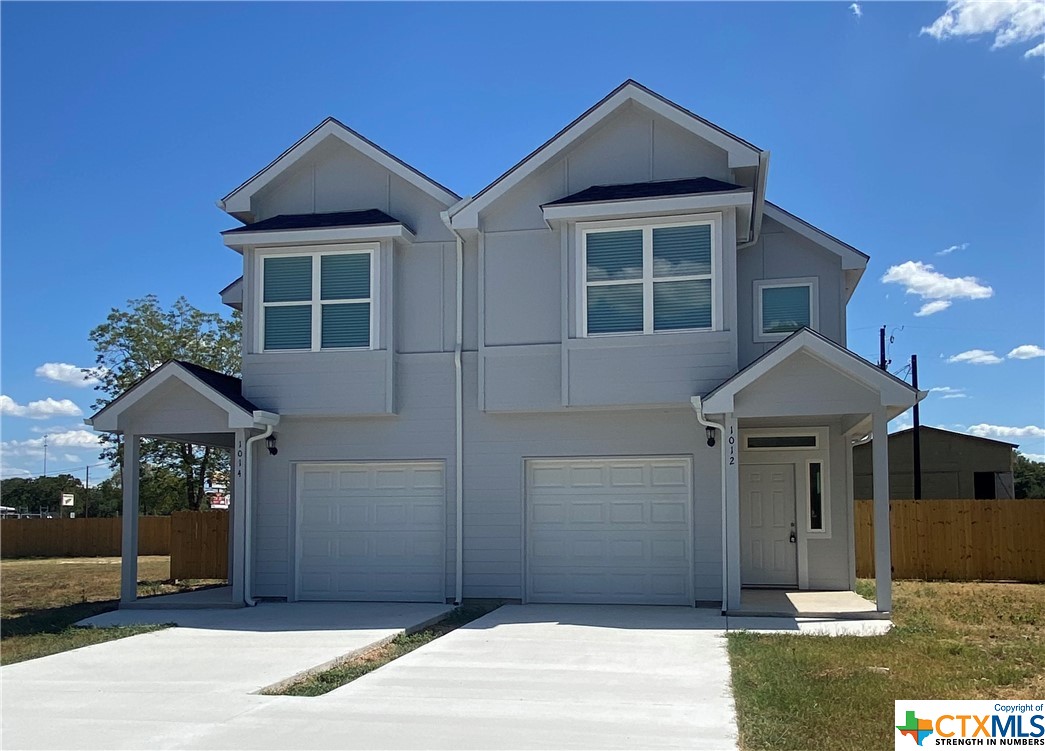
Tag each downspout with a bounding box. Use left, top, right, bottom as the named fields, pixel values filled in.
left=736, top=150, right=770, bottom=251
left=691, top=396, right=728, bottom=612
left=441, top=210, right=465, bottom=606
left=242, top=423, right=274, bottom=607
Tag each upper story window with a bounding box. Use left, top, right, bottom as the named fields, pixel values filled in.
left=259, top=245, right=375, bottom=352
left=754, top=277, right=819, bottom=343
left=581, top=217, right=718, bottom=336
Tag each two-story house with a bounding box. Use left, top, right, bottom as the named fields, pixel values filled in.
left=89, top=81, right=921, bottom=615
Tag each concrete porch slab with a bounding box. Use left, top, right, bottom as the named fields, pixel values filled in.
left=727, top=616, right=893, bottom=636
left=729, top=589, right=885, bottom=619
left=120, top=585, right=241, bottom=610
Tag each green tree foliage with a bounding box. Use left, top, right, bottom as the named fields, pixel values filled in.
left=1014, top=453, right=1045, bottom=499
left=1, top=474, right=83, bottom=515
left=88, top=295, right=241, bottom=511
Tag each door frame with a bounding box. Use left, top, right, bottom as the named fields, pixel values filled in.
left=522, top=455, right=695, bottom=606
left=738, top=427, right=830, bottom=590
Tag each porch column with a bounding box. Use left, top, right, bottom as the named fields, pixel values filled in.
left=229, top=430, right=247, bottom=604
left=723, top=413, right=742, bottom=612
left=872, top=408, right=892, bottom=613
left=120, top=433, right=140, bottom=605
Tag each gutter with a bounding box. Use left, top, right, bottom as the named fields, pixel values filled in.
left=242, top=410, right=280, bottom=607
left=440, top=210, right=465, bottom=606
left=737, top=150, right=771, bottom=250
left=690, top=396, right=728, bottom=613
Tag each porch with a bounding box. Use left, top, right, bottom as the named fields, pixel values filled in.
left=730, top=588, right=885, bottom=619
left=122, top=585, right=240, bottom=610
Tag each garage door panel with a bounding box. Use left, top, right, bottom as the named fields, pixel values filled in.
left=296, top=461, right=446, bottom=602
left=527, top=458, right=692, bottom=605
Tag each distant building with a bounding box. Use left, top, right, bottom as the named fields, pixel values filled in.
left=853, top=426, right=1016, bottom=500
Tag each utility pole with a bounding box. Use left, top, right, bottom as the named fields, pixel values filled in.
left=84, top=464, right=90, bottom=519
left=43, top=434, right=49, bottom=477
left=879, top=326, right=888, bottom=370
left=911, top=354, right=922, bottom=500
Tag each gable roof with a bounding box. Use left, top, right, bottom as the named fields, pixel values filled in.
left=223, top=209, right=402, bottom=235
left=762, top=201, right=869, bottom=301
left=700, top=328, right=923, bottom=416
left=219, top=118, right=460, bottom=221
left=87, top=360, right=275, bottom=433
left=886, top=425, right=1018, bottom=448
left=543, top=177, right=747, bottom=206
left=449, top=80, right=765, bottom=229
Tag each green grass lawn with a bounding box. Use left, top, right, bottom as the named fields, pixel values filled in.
left=0, top=556, right=218, bottom=664
left=270, top=602, right=500, bottom=697
left=728, top=580, right=1045, bottom=751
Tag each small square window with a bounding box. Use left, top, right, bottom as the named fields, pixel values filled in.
left=754, top=278, right=818, bottom=342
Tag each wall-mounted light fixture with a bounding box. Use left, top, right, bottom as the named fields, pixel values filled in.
left=705, top=426, right=716, bottom=447
left=265, top=433, right=278, bottom=456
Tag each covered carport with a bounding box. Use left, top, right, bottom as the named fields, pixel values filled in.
left=86, top=360, right=278, bottom=607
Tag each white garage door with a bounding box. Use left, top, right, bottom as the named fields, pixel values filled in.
left=296, top=462, right=445, bottom=602
left=526, top=457, right=692, bottom=605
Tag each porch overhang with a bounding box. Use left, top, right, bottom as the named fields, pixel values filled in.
left=86, top=360, right=279, bottom=436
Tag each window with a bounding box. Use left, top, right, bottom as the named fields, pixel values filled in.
left=746, top=434, right=818, bottom=450
left=260, top=246, right=374, bottom=352
left=582, top=218, right=717, bottom=336
left=754, top=278, right=818, bottom=342
left=808, top=462, right=824, bottom=532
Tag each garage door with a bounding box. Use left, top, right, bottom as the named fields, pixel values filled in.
left=526, top=457, right=692, bottom=605
left=296, top=462, right=445, bottom=602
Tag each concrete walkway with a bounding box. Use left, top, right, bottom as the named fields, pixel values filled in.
left=0, top=602, right=451, bottom=750
left=195, top=604, right=739, bottom=750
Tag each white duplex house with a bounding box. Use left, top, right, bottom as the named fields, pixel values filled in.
left=88, top=81, right=921, bottom=615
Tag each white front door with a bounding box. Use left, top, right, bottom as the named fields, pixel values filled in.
left=740, top=464, right=798, bottom=587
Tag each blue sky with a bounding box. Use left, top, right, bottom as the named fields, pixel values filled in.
left=2, top=1, right=1043, bottom=481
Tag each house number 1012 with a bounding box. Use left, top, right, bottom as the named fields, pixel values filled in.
left=728, top=426, right=736, bottom=466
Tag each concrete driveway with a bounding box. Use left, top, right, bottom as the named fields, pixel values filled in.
left=2, top=604, right=736, bottom=750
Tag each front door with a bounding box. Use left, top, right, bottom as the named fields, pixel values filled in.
left=740, top=464, right=798, bottom=587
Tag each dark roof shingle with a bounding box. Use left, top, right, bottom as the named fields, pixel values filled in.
left=544, top=177, right=747, bottom=207
left=223, top=209, right=402, bottom=235
left=174, top=361, right=258, bottom=414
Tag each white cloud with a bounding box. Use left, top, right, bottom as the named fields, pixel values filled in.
left=967, top=424, right=1045, bottom=439
left=35, top=362, right=105, bottom=388
left=916, top=300, right=952, bottom=317
left=0, top=464, right=32, bottom=479
left=947, top=349, right=1004, bottom=365
left=1026, top=41, right=1045, bottom=57
left=1020, top=452, right=1045, bottom=463
left=1007, top=344, right=1045, bottom=359
left=0, top=395, right=83, bottom=420
left=1, top=429, right=102, bottom=459
left=890, top=415, right=914, bottom=432
left=930, top=386, right=968, bottom=399
left=880, top=261, right=992, bottom=315
left=936, top=242, right=968, bottom=256
left=849, top=3, right=862, bottom=18
left=921, top=0, right=1045, bottom=56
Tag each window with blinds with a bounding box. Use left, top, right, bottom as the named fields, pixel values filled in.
left=754, top=278, right=817, bottom=341
left=261, top=249, right=373, bottom=351
left=583, top=220, right=715, bottom=336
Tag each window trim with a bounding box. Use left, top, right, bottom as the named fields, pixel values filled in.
left=753, top=277, right=819, bottom=343
left=255, top=243, right=378, bottom=353
left=576, top=213, right=722, bottom=338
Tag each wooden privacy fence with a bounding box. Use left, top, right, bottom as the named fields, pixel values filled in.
left=0, top=516, right=171, bottom=558
left=169, top=511, right=228, bottom=579
left=0, top=512, right=228, bottom=580
left=855, top=499, right=1045, bottom=582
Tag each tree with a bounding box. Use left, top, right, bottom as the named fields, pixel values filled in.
left=88, top=295, right=241, bottom=511
left=1014, top=453, right=1045, bottom=499
left=1, top=474, right=83, bottom=515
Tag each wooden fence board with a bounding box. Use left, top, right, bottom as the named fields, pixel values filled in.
left=855, top=499, right=1045, bottom=582
left=0, top=517, right=173, bottom=558
left=169, top=511, right=228, bottom=580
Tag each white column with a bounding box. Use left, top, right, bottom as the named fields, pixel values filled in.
left=120, top=433, right=140, bottom=605
left=723, top=413, right=742, bottom=612
left=230, top=430, right=247, bottom=604
left=872, top=408, right=892, bottom=613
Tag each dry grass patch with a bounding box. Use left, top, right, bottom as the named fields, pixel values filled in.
left=728, top=580, right=1045, bottom=751
left=0, top=556, right=221, bottom=664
